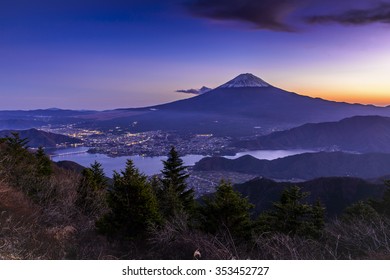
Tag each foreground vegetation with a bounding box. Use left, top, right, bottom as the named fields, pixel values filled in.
left=1, top=133, right=390, bottom=259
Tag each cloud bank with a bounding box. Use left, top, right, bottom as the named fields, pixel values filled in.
left=184, top=0, right=304, bottom=31
left=306, top=2, right=390, bottom=25
left=184, top=0, right=390, bottom=31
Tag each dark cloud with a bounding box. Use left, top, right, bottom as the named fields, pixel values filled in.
left=306, top=2, right=390, bottom=25
left=176, top=86, right=211, bottom=95
left=184, top=0, right=305, bottom=31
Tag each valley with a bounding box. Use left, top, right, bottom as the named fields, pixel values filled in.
left=2, top=73, right=390, bottom=261
left=3, top=73, right=390, bottom=186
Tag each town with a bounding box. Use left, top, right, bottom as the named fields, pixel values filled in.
left=42, top=123, right=238, bottom=157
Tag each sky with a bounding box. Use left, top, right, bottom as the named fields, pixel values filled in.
left=1, top=0, right=390, bottom=110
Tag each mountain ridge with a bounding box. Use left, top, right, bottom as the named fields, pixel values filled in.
left=194, top=151, right=390, bottom=180
left=235, top=115, right=390, bottom=152
left=2, top=73, right=390, bottom=136
left=234, top=176, right=386, bottom=217
left=0, top=128, right=82, bottom=148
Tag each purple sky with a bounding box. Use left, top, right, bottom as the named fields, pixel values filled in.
left=1, top=0, right=390, bottom=110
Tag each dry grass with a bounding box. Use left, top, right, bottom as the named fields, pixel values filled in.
left=250, top=217, right=390, bottom=260
left=252, top=233, right=326, bottom=260
left=324, top=218, right=390, bottom=259
left=0, top=167, right=113, bottom=260
left=0, top=183, right=64, bottom=259
left=148, top=214, right=238, bottom=260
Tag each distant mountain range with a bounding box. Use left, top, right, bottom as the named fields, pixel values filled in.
left=2, top=73, right=390, bottom=137
left=234, top=177, right=386, bottom=217
left=235, top=115, right=390, bottom=153
left=89, top=73, right=390, bottom=136
left=0, top=128, right=82, bottom=148
left=0, top=109, right=96, bottom=130
left=194, top=152, right=390, bottom=180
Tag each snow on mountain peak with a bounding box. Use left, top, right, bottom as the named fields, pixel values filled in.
left=218, top=73, right=270, bottom=88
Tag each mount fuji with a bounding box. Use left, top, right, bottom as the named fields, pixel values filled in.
left=218, top=73, right=270, bottom=88
left=93, top=73, right=390, bottom=136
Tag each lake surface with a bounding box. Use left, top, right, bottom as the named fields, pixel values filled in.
left=51, top=147, right=313, bottom=176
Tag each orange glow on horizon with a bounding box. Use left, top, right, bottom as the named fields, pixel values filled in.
left=290, top=87, right=390, bottom=107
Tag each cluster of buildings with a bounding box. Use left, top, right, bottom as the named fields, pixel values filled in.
left=84, top=130, right=235, bottom=157
left=42, top=124, right=237, bottom=157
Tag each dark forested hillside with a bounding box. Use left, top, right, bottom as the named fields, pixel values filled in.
left=235, top=177, right=386, bottom=217
left=0, top=128, right=82, bottom=148
left=194, top=152, right=390, bottom=180
left=235, top=116, right=390, bottom=152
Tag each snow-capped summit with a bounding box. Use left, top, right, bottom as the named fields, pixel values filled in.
left=218, top=73, right=270, bottom=88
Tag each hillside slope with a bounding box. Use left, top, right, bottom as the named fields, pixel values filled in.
left=234, top=177, right=385, bottom=217
left=236, top=116, right=390, bottom=152
left=194, top=152, right=390, bottom=180
left=0, top=128, right=82, bottom=148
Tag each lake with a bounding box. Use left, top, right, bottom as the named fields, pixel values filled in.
left=50, top=147, right=313, bottom=176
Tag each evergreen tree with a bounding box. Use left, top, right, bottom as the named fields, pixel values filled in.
left=272, top=186, right=312, bottom=234
left=2, top=132, right=30, bottom=168
left=4, top=132, right=29, bottom=154
left=89, top=161, right=107, bottom=189
left=200, top=181, right=253, bottom=238
left=259, top=186, right=325, bottom=238
left=35, top=146, right=53, bottom=176
left=76, top=161, right=107, bottom=216
left=97, top=160, right=161, bottom=239
left=149, top=175, right=161, bottom=195
left=308, top=199, right=326, bottom=238
left=370, top=180, right=390, bottom=217
left=1, top=133, right=35, bottom=190
left=343, top=201, right=379, bottom=222
left=158, top=147, right=194, bottom=218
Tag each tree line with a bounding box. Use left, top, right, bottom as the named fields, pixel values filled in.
left=75, top=146, right=326, bottom=243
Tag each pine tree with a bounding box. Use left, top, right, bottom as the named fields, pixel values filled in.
left=35, top=146, right=52, bottom=176
left=76, top=161, right=107, bottom=216
left=158, top=147, right=194, bottom=218
left=4, top=132, right=29, bottom=154
left=1, top=132, right=34, bottom=190
left=370, top=180, right=390, bottom=217
left=200, top=181, right=253, bottom=238
left=272, top=186, right=312, bottom=234
left=343, top=201, right=379, bottom=222
left=308, top=199, right=325, bottom=238
left=97, top=160, right=161, bottom=239
left=263, top=186, right=325, bottom=237
left=2, top=132, right=30, bottom=168
left=260, top=186, right=325, bottom=238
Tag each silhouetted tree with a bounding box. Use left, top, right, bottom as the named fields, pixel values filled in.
left=1, top=133, right=35, bottom=191
left=97, top=160, right=161, bottom=239
left=76, top=161, right=107, bottom=216
left=35, top=146, right=52, bottom=176
left=258, top=186, right=325, bottom=238
left=158, top=147, right=194, bottom=218
left=4, top=132, right=29, bottom=154
left=370, top=180, right=390, bottom=217
left=1, top=132, right=30, bottom=167
left=200, top=181, right=253, bottom=238
left=343, top=201, right=380, bottom=222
